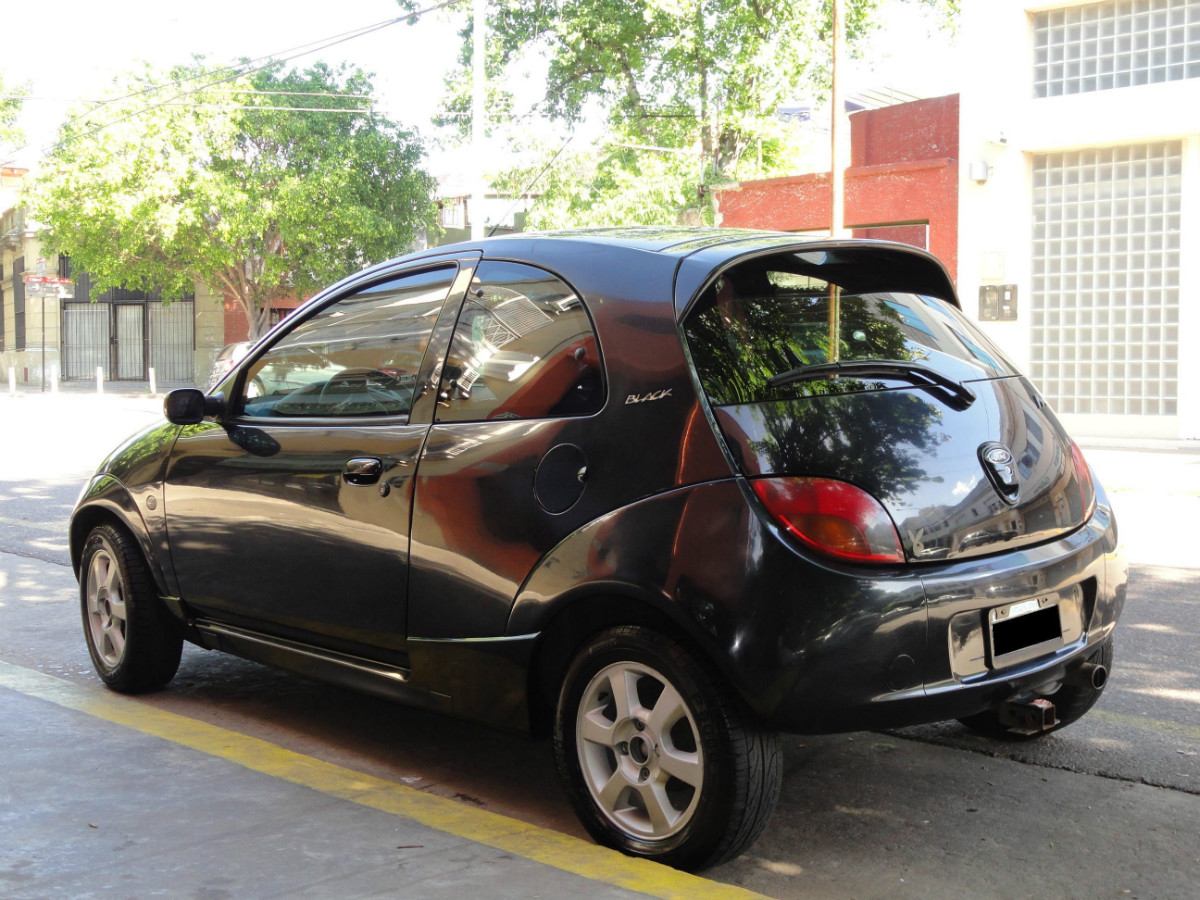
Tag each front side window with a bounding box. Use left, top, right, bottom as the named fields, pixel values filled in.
left=435, top=261, right=604, bottom=422
left=240, top=266, right=456, bottom=419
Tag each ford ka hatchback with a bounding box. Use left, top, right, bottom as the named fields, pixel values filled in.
left=72, top=229, right=1127, bottom=870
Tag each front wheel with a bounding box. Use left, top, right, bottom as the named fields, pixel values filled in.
left=553, top=626, right=781, bottom=871
left=81, top=523, right=183, bottom=693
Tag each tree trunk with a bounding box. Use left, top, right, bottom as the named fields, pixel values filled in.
left=217, top=269, right=263, bottom=342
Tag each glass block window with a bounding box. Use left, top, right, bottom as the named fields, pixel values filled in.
left=1034, top=0, right=1200, bottom=97
left=1031, top=143, right=1182, bottom=416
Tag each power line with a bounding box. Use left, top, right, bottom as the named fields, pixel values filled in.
left=3, top=90, right=376, bottom=103
left=487, top=131, right=577, bottom=237
left=58, top=7, right=457, bottom=133
left=165, top=104, right=375, bottom=114
left=52, top=0, right=463, bottom=150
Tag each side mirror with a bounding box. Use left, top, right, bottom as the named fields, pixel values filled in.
left=164, top=389, right=226, bottom=425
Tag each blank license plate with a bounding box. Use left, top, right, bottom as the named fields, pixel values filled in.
left=991, top=603, right=1062, bottom=658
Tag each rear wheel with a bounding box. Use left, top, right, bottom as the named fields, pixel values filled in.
left=553, top=625, right=781, bottom=871
left=81, top=523, right=183, bottom=693
left=957, top=639, right=1113, bottom=739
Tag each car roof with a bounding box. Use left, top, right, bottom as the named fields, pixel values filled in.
left=345, top=227, right=961, bottom=316
left=431, top=226, right=820, bottom=257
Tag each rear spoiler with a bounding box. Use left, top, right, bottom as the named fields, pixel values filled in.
left=672, top=238, right=960, bottom=320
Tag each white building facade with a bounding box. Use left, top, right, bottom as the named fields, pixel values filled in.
left=959, top=0, right=1200, bottom=439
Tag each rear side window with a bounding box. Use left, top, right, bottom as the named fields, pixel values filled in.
left=435, top=261, right=604, bottom=422
left=684, top=254, right=1014, bottom=406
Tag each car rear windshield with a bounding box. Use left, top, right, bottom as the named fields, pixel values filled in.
left=683, top=253, right=1016, bottom=406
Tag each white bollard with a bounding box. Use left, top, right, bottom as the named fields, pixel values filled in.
left=7, top=367, right=15, bottom=396
left=50, top=365, right=59, bottom=394
left=148, top=367, right=157, bottom=396
left=96, top=366, right=104, bottom=394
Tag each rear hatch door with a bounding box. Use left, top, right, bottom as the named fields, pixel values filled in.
left=682, top=246, right=1092, bottom=562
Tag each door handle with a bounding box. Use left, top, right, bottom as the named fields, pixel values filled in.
left=342, top=457, right=383, bottom=485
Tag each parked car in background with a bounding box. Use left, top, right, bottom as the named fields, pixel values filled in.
left=70, top=229, right=1127, bottom=870
left=204, top=342, right=250, bottom=390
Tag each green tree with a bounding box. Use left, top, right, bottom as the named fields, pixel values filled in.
left=437, top=0, right=955, bottom=225
left=29, top=63, right=436, bottom=339
left=0, top=75, right=25, bottom=153
left=493, top=138, right=699, bottom=228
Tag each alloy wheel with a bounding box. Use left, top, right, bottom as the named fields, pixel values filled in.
left=86, top=546, right=127, bottom=668
left=575, top=661, right=704, bottom=840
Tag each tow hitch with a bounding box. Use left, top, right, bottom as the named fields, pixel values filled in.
left=998, top=698, right=1058, bottom=735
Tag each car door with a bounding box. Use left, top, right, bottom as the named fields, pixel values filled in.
left=164, top=259, right=475, bottom=659
left=408, top=260, right=609, bottom=639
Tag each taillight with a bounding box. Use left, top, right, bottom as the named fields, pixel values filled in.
left=1069, top=440, right=1096, bottom=517
left=750, top=476, right=905, bottom=564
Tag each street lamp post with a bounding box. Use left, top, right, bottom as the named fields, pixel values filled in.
left=22, top=265, right=72, bottom=393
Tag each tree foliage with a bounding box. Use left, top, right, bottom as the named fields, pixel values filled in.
left=0, top=75, right=25, bottom=154
left=30, top=63, right=436, bottom=338
left=438, top=0, right=956, bottom=225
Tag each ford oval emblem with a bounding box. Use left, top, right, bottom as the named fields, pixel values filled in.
left=979, top=442, right=1020, bottom=504
left=983, top=446, right=1013, bottom=466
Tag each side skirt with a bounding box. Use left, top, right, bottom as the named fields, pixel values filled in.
left=192, top=620, right=450, bottom=713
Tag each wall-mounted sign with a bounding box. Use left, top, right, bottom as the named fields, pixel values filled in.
left=979, top=284, right=1017, bottom=321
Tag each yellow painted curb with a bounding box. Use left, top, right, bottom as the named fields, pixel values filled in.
left=0, top=660, right=764, bottom=900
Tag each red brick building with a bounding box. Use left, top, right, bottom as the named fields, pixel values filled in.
left=715, top=94, right=959, bottom=280
left=223, top=295, right=302, bottom=343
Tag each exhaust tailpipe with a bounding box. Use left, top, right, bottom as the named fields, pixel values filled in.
left=1075, top=660, right=1108, bottom=691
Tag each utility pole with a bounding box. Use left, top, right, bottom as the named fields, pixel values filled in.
left=828, top=0, right=846, bottom=362
left=471, top=0, right=487, bottom=240
left=830, top=0, right=847, bottom=238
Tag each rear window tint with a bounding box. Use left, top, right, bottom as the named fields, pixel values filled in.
left=683, top=255, right=1015, bottom=406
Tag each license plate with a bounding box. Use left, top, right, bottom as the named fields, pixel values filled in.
left=990, top=595, right=1054, bottom=625
left=989, top=596, right=1063, bottom=663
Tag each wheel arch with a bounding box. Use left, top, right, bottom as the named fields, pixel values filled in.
left=523, top=585, right=736, bottom=737
left=70, top=480, right=170, bottom=600
left=508, top=479, right=770, bottom=735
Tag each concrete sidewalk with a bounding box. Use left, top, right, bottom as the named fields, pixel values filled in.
left=0, top=663, right=744, bottom=900
left=2, top=381, right=183, bottom=399
left=3, top=689, right=629, bottom=899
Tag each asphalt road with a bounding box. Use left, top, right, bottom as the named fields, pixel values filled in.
left=1, top=392, right=1198, bottom=898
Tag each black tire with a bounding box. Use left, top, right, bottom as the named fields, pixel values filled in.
left=80, top=523, right=183, bottom=693
left=553, top=625, right=781, bottom=871
left=957, top=639, right=1113, bottom=740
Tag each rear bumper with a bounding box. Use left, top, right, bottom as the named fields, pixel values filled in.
left=758, top=486, right=1126, bottom=733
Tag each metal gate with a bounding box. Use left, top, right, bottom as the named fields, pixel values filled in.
left=114, top=305, right=145, bottom=380
left=62, top=300, right=194, bottom=383
left=62, top=304, right=110, bottom=380
left=149, top=301, right=195, bottom=383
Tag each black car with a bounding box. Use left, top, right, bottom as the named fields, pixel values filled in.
left=72, top=228, right=1127, bottom=870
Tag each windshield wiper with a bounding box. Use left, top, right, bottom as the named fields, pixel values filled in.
left=766, top=359, right=976, bottom=409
